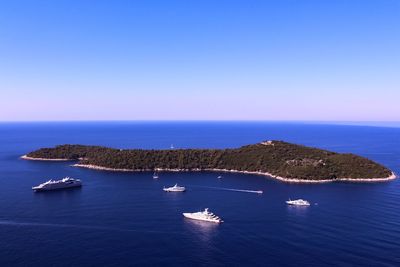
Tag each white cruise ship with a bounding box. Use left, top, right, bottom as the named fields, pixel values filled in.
left=163, top=184, right=185, bottom=192
left=32, top=177, right=82, bottom=192
left=183, top=208, right=223, bottom=223
left=286, top=199, right=310, bottom=206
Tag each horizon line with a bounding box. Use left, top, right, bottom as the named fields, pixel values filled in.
left=1, top=119, right=399, bottom=124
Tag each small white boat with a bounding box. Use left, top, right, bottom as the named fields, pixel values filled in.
left=170, top=144, right=174, bottom=149
left=32, top=177, right=82, bottom=192
left=286, top=199, right=310, bottom=206
left=217, top=175, right=222, bottom=179
left=183, top=208, right=223, bottom=223
left=163, top=184, right=185, bottom=192
left=153, top=172, right=159, bottom=179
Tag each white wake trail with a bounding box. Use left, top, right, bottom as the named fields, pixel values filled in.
left=188, top=185, right=263, bottom=194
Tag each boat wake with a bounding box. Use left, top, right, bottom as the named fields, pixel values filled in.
left=0, top=220, right=181, bottom=235
left=189, top=185, right=263, bottom=194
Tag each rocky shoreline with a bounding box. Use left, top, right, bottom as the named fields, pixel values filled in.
left=21, top=155, right=74, bottom=161
left=22, top=153, right=396, bottom=183
left=72, top=163, right=397, bottom=183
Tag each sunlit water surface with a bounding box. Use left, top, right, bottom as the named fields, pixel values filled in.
left=0, top=122, right=399, bottom=266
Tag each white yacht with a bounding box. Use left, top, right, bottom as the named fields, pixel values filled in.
left=163, top=184, right=185, bottom=192
left=183, top=208, right=223, bottom=223
left=217, top=175, right=222, bottom=179
left=153, top=172, right=159, bottom=179
left=286, top=199, right=310, bottom=206
left=32, top=177, right=82, bottom=192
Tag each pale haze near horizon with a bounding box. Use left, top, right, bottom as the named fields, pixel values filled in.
left=0, top=0, right=399, bottom=122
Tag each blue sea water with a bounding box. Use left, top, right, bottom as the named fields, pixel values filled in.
left=0, top=122, right=399, bottom=267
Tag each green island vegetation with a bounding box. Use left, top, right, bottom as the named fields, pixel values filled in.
left=25, top=141, right=393, bottom=181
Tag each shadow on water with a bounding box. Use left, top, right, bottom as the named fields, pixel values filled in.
left=33, top=187, right=82, bottom=199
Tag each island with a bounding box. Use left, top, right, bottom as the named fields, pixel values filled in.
left=22, top=141, right=396, bottom=183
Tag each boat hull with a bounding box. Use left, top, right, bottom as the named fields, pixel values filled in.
left=32, top=183, right=82, bottom=192
left=183, top=213, right=223, bottom=223
left=163, top=188, right=185, bottom=192
left=286, top=201, right=310, bottom=206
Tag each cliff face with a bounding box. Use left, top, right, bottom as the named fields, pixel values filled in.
left=26, top=141, right=393, bottom=180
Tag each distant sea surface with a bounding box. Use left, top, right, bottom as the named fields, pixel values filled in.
left=0, top=122, right=399, bottom=267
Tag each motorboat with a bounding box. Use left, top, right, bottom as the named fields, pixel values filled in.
left=286, top=199, right=310, bottom=206
left=163, top=184, right=185, bottom=192
left=183, top=208, right=223, bottom=223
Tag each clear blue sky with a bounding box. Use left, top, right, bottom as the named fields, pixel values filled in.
left=0, top=0, right=399, bottom=121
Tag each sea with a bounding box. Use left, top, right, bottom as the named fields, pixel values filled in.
left=0, top=121, right=399, bottom=267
